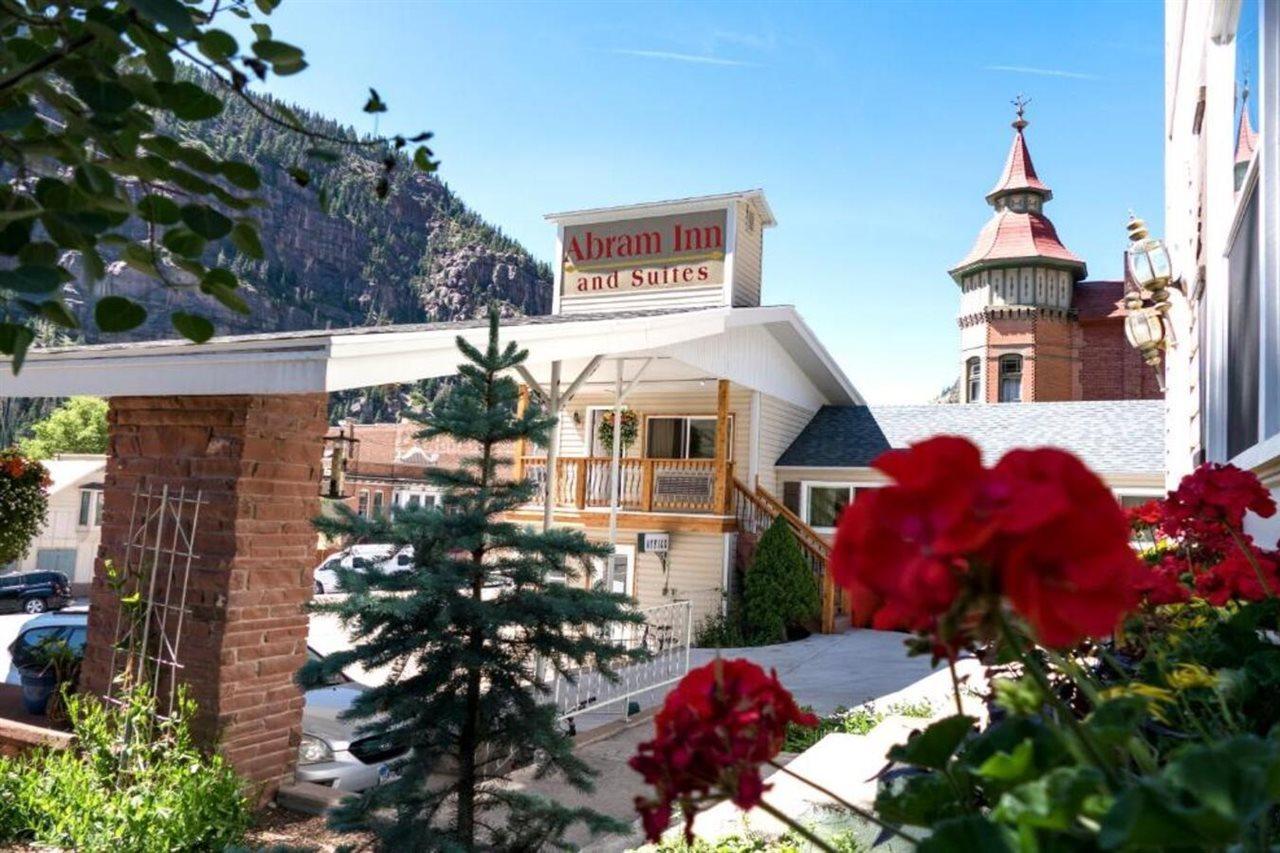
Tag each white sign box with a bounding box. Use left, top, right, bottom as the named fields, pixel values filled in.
left=636, top=532, right=670, bottom=554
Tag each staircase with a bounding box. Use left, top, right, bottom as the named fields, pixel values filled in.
left=731, top=479, right=843, bottom=633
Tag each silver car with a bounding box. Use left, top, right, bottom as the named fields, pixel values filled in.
left=5, top=612, right=403, bottom=792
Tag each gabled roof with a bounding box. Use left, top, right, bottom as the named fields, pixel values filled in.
left=44, top=454, right=106, bottom=495
left=776, top=400, right=1165, bottom=475
left=950, top=210, right=1087, bottom=279
left=987, top=127, right=1052, bottom=202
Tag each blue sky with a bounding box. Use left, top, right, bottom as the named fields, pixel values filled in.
left=245, top=0, right=1165, bottom=403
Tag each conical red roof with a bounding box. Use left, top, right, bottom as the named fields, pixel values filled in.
left=986, top=124, right=1052, bottom=202
left=950, top=209, right=1085, bottom=278
left=1236, top=102, right=1259, bottom=165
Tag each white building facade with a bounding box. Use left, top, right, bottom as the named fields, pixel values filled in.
left=6, top=454, right=107, bottom=592
left=1164, top=0, right=1280, bottom=543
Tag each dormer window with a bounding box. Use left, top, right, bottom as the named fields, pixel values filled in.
left=1010, top=195, right=1026, bottom=212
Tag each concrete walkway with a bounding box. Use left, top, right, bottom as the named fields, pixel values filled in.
left=511, top=628, right=978, bottom=851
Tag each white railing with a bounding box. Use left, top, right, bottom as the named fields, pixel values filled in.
left=546, top=599, right=693, bottom=729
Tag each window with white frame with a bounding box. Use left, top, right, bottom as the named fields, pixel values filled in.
left=800, top=483, right=855, bottom=531
left=998, top=354, right=1023, bottom=403
left=78, top=490, right=93, bottom=526
left=644, top=415, right=733, bottom=460
left=357, top=489, right=369, bottom=517
left=965, top=357, right=981, bottom=403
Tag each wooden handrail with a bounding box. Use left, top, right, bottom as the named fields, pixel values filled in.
left=732, top=478, right=838, bottom=634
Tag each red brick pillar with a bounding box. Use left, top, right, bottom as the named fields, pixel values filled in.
left=81, top=394, right=328, bottom=796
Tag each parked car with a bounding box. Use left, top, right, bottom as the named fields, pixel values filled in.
left=313, top=545, right=413, bottom=595
left=0, top=571, right=71, bottom=614
left=4, top=611, right=404, bottom=792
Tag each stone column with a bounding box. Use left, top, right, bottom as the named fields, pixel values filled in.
left=80, top=393, right=328, bottom=795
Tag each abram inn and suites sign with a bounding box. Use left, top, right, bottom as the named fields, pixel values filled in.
left=560, top=208, right=727, bottom=299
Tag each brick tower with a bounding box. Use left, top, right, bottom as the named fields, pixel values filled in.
left=951, top=100, right=1088, bottom=403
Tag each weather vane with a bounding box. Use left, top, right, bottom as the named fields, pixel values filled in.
left=1011, top=93, right=1031, bottom=130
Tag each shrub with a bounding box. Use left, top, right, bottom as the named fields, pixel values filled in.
left=693, top=601, right=747, bottom=648
left=0, top=683, right=251, bottom=852
left=743, top=519, right=820, bottom=644
left=17, top=396, right=108, bottom=459
left=783, top=705, right=884, bottom=753
left=0, top=449, right=49, bottom=565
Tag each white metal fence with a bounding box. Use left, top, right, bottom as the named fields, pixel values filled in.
left=546, top=598, right=693, bottom=729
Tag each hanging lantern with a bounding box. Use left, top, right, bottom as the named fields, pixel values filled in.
left=1126, top=213, right=1174, bottom=302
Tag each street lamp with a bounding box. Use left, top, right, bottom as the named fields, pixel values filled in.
left=1122, top=213, right=1176, bottom=391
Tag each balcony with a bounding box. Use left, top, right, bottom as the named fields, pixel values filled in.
left=518, top=456, right=733, bottom=516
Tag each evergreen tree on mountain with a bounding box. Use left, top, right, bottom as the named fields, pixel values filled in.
left=302, top=308, right=642, bottom=850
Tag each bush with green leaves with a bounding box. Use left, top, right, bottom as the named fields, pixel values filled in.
left=743, top=518, right=820, bottom=644
left=17, top=395, right=107, bottom=458
left=0, top=447, right=49, bottom=564
left=0, top=683, right=251, bottom=851
left=0, top=0, right=435, bottom=372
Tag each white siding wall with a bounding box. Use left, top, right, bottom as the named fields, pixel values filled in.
left=732, top=201, right=763, bottom=308
left=557, top=286, right=726, bottom=315
left=754, top=394, right=818, bottom=495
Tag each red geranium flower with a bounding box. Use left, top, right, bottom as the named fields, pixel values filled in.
left=986, top=448, right=1141, bottom=647
left=1133, top=555, right=1192, bottom=605
left=1194, top=545, right=1280, bottom=605
left=1126, top=499, right=1164, bottom=530
left=830, top=436, right=1000, bottom=645
left=630, top=658, right=817, bottom=843
left=1161, top=463, right=1276, bottom=549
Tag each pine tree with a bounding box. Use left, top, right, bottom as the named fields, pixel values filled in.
left=743, top=518, right=821, bottom=644
left=303, top=307, right=643, bottom=850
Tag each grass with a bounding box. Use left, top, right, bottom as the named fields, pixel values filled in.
left=783, top=698, right=935, bottom=753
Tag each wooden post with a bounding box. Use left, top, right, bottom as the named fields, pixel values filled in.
left=721, top=461, right=735, bottom=514
left=821, top=570, right=836, bottom=634
left=641, top=458, right=655, bottom=512
left=514, top=383, right=529, bottom=481
left=542, top=362, right=561, bottom=531
left=574, top=458, right=587, bottom=510
left=712, top=379, right=731, bottom=515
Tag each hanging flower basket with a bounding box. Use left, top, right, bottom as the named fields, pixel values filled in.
left=0, top=448, right=51, bottom=565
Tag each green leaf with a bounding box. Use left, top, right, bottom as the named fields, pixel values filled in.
left=0, top=265, right=64, bottom=294
left=125, top=0, right=196, bottom=36
left=156, top=81, right=223, bottom=121
left=95, top=296, right=147, bottom=333
left=171, top=312, right=214, bottom=343
left=974, top=739, right=1035, bottom=785
left=218, top=161, right=260, bottom=191
left=198, top=29, right=238, bottom=61
left=250, top=23, right=273, bottom=41
left=74, top=163, right=116, bottom=196
left=888, top=715, right=976, bottom=771
left=17, top=242, right=58, bottom=267
left=162, top=227, right=206, bottom=258
left=363, top=88, right=387, bottom=113
left=230, top=223, right=264, bottom=259
left=305, top=147, right=340, bottom=163
left=38, top=300, right=79, bottom=329
left=252, top=39, right=303, bottom=65
left=288, top=167, right=311, bottom=188
left=136, top=194, right=180, bottom=225
left=413, top=146, right=438, bottom=172
left=0, top=322, right=35, bottom=373
left=875, top=771, right=967, bottom=828
left=918, top=815, right=1016, bottom=853
left=254, top=0, right=281, bottom=12
left=72, top=76, right=136, bottom=114
left=180, top=205, right=233, bottom=240
left=201, top=270, right=250, bottom=314
left=992, top=766, right=1108, bottom=832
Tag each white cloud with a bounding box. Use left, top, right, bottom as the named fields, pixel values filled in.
left=984, top=64, right=1099, bottom=80
left=611, top=49, right=754, bottom=67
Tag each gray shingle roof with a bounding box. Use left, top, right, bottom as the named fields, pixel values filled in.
left=776, top=400, right=1165, bottom=475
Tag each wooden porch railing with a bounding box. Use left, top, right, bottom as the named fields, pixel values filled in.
left=731, top=478, right=840, bottom=634
left=520, top=456, right=734, bottom=515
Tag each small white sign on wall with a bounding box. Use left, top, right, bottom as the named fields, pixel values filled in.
left=636, top=532, right=670, bottom=554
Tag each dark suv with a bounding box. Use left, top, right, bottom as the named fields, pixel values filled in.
left=0, top=571, right=71, bottom=615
